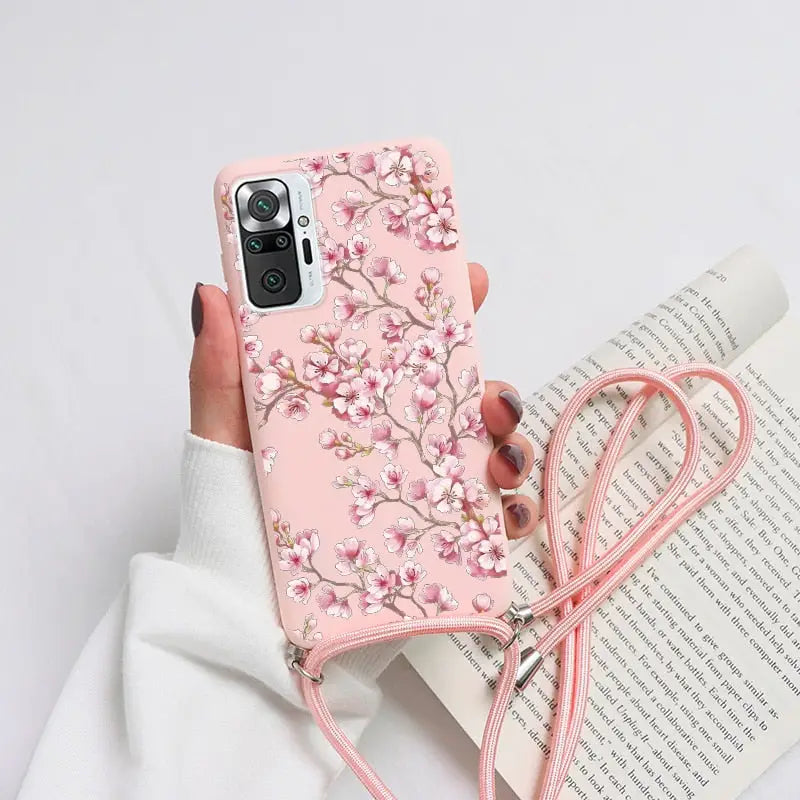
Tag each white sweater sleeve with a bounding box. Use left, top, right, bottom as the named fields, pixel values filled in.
left=18, top=433, right=400, bottom=800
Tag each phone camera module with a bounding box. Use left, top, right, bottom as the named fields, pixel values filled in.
left=262, top=269, right=286, bottom=293
left=246, top=236, right=264, bottom=254
left=248, top=190, right=280, bottom=222
left=274, top=233, right=292, bottom=250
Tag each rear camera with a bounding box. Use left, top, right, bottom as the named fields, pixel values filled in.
left=274, top=233, right=292, bottom=250
left=246, top=237, right=264, bottom=253
left=262, top=269, right=286, bottom=293
left=248, top=190, right=279, bottom=222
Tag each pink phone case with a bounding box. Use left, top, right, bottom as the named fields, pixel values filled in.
left=215, top=139, right=511, bottom=647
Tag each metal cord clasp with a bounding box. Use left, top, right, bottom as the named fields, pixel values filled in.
left=500, top=602, right=535, bottom=651
left=286, top=642, right=324, bottom=684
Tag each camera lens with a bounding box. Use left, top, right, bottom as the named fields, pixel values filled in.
left=262, top=269, right=286, bottom=293
left=246, top=237, right=264, bottom=253
left=274, top=233, right=291, bottom=250
left=248, top=190, right=279, bottom=222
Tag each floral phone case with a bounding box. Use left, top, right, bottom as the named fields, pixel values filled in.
left=215, top=140, right=511, bottom=647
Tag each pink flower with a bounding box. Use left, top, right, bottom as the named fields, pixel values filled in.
left=304, top=351, right=341, bottom=384
left=421, top=266, right=441, bottom=286
left=380, top=203, right=410, bottom=238
left=380, top=462, right=408, bottom=490
left=408, top=192, right=435, bottom=224
left=300, top=155, right=327, bottom=180
left=319, top=429, right=338, bottom=449
left=239, top=304, right=257, bottom=328
left=412, top=386, right=437, bottom=410
left=379, top=311, right=405, bottom=342
left=459, top=406, right=487, bottom=439
left=413, top=152, right=439, bottom=183
left=332, top=190, right=370, bottom=230
left=317, top=586, right=352, bottom=618
left=317, top=323, right=342, bottom=344
left=399, top=560, right=427, bottom=587
left=433, top=316, right=467, bottom=347
left=287, top=578, right=312, bottom=604
left=279, top=544, right=309, bottom=573
left=426, top=434, right=452, bottom=459
left=418, top=362, right=443, bottom=388
left=300, top=325, right=317, bottom=344
left=377, top=149, right=413, bottom=187
left=358, top=589, right=387, bottom=614
left=382, top=339, right=412, bottom=369
left=459, top=366, right=479, bottom=392
left=424, top=205, right=458, bottom=247
left=268, top=350, right=293, bottom=378
left=255, top=369, right=282, bottom=399
left=432, top=529, right=462, bottom=564
left=348, top=397, right=375, bottom=428
left=369, top=256, right=406, bottom=285
left=261, top=447, right=277, bottom=474
left=433, top=455, right=465, bottom=480
left=477, top=535, right=507, bottom=575
left=410, top=336, right=442, bottom=366
left=463, top=478, right=489, bottom=509
left=347, top=233, right=373, bottom=259
left=383, top=517, right=416, bottom=554
left=407, top=478, right=427, bottom=502
left=338, top=338, right=369, bottom=365
left=354, top=152, right=376, bottom=175
left=428, top=477, right=465, bottom=513
left=332, top=151, right=351, bottom=162
left=366, top=565, right=398, bottom=597
left=319, top=238, right=346, bottom=282
left=277, top=392, right=310, bottom=421
left=349, top=502, right=375, bottom=527
left=334, top=537, right=378, bottom=574
left=472, top=593, right=493, bottom=613
left=421, top=583, right=459, bottom=613
left=295, top=528, right=320, bottom=554
left=334, top=289, right=368, bottom=323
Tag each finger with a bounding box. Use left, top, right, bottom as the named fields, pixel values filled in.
left=502, top=494, right=539, bottom=539
left=189, top=283, right=252, bottom=451
left=468, top=262, right=488, bottom=312
left=482, top=381, right=523, bottom=437
left=489, top=432, right=534, bottom=490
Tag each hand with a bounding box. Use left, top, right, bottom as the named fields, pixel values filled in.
left=189, top=263, right=538, bottom=538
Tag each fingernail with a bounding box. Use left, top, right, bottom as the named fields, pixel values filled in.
left=498, top=390, right=523, bottom=424
left=192, top=283, right=203, bottom=337
left=507, top=501, right=531, bottom=529
left=498, top=443, right=526, bottom=474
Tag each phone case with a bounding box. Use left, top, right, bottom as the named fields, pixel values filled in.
left=215, top=140, right=511, bottom=647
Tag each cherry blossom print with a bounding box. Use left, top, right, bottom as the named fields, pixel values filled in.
left=317, top=586, right=352, bottom=618
left=380, top=462, right=408, bottom=491
left=287, top=578, right=312, bottom=604
left=421, top=583, right=459, bottom=614
left=261, top=447, right=277, bottom=474
left=332, top=190, right=371, bottom=230
left=472, top=593, right=493, bottom=613
left=294, top=614, right=323, bottom=642
left=235, top=146, right=511, bottom=638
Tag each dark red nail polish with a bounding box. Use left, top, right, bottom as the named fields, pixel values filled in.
left=507, top=502, right=531, bottom=528
left=498, top=390, right=523, bottom=424
left=499, top=443, right=526, bottom=474
left=192, top=283, right=203, bottom=337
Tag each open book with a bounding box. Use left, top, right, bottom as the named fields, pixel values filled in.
left=405, top=247, right=800, bottom=800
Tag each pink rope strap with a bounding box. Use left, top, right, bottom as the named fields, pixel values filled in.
left=292, top=363, right=755, bottom=800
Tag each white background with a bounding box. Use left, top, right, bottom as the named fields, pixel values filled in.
left=2, top=2, right=799, bottom=797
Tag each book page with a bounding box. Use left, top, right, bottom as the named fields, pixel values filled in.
left=405, top=253, right=798, bottom=799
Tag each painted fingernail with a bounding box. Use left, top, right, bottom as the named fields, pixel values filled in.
left=192, top=283, right=203, bottom=337
left=498, top=390, right=523, bottom=424
left=507, top=502, right=531, bottom=528
left=498, top=443, right=526, bottom=474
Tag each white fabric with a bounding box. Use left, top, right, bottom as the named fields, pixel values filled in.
left=17, top=433, right=397, bottom=800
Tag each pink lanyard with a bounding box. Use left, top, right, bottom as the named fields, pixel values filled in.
left=292, top=363, right=755, bottom=800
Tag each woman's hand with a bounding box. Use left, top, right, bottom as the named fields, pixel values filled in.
left=189, top=262, right=538, bottom=538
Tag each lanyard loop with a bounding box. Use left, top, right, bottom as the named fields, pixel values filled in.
left=293, top=363, right=755, bottom=800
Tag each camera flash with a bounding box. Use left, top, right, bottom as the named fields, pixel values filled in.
left=297, top=215, right=310, bottom=227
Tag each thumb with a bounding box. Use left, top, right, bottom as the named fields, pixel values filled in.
left=189, top=283, right=252, bottom=451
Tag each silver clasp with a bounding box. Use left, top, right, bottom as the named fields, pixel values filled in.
left=515, top=647, right=544, bottom=690
left=286, top=642, right=324, bottom=684
left=500, top=602, right=535, bottom=651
